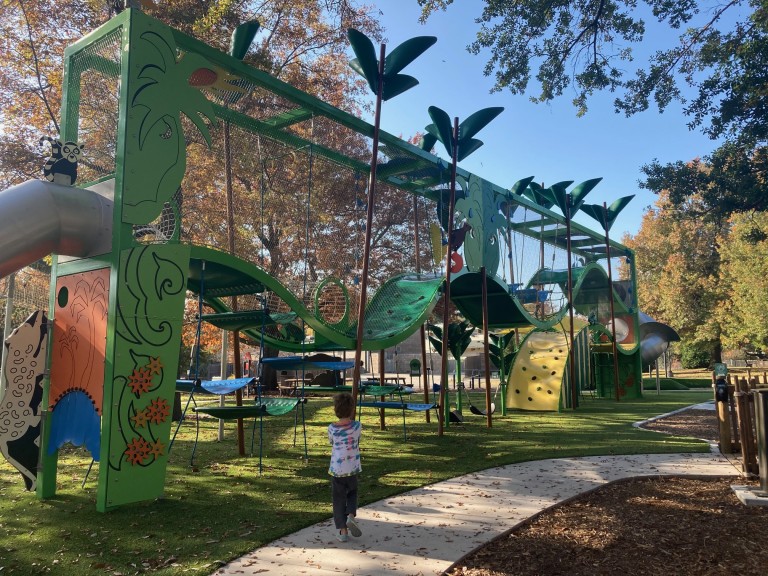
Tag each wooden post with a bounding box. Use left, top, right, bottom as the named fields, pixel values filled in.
left=734, top=377, right=759, bottom=475
left=717, top=400, right=733, bottom=454
left=728, top=379, right=740, bottom=451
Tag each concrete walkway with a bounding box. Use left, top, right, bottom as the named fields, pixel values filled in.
left=213, top=450, right=739, bottom=576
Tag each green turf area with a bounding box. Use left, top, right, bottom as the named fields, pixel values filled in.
left=642, top=377, right=713, bottom=390
left=0, top=390, right=713, bottom=576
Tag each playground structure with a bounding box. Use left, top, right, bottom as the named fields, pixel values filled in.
left=0, top=9, right=655, bottom=510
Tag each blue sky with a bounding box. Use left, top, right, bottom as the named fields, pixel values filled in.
left=367, top=0, right=722, bottom=241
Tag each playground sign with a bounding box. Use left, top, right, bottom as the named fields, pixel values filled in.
left=713, top=363, right=728, bottom=378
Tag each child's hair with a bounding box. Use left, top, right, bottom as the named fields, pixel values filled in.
left=333, top=392, right=355, bottom=419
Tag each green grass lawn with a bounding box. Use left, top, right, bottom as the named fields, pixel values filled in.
left=0, top=390, right=713, bottom=576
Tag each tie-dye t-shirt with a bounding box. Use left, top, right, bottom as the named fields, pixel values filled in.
left=328, top=420, right=362, bottom=477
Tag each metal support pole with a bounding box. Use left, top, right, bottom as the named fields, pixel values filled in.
left=0, top=272, right=15, bottom=396
left=481, top=267, right=492, bottom=427
left=603, top=203, right=621, bottom=401
left=218, top=329, right=228, bottom=440
left=438, top=117, right=460, bottom=436
left=565, top=194, right=577, bottom=409
left=353, top=43, right=386, bottom=405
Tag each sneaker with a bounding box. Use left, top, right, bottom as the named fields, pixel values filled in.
left=336, top=531, right=349, bottom=543
left=346, top=515, right=362, bottom=537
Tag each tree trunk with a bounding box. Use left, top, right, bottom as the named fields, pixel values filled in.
left=260, top=344, right=280, bottom=391
left=713, top=338, right=723, bottom=364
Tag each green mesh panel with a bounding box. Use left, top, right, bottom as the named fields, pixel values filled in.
left=351, top=273, right=444, bottom=344
left=193, top=398, right=300, bottom=418
left=262, top=398, right=302, bottom=416
left=66, top=27, right=122, bottom=183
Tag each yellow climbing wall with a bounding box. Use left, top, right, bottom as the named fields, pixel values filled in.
left=506, top=331, right=569, bottom=411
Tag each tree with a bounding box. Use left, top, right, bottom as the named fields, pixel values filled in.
left=641, top=144, right=768, bottom=221
left=717, top=210, right=768, bottom=351
left=0, top=1, right=381, bottom=189
left=418, top=1, right=768, bottom=218
left=622, top=190, right=725, bottom=362
left=417, top=0, right=759, bottom=119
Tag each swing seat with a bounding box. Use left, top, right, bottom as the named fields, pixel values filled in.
left=469, top=402, right=496, bottom=416
left=193, top=397, right=305, bottom=419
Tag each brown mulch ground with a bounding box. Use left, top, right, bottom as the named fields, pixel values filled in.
left=447, top=407, right=768, bottom=576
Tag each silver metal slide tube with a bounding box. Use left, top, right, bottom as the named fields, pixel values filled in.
left=0, top=179, right=113, bottom=278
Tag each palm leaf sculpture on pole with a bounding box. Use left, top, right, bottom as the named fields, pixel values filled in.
left=426, top=321, right=475, bottom=416
left=488, top=332, right=516, bottom=416
left=581, top=195, right=635, bottom=401
left=347, top=29, right=436, bottom=402
left=544, top=178, right=601, bottom=409
left=422, top=105, right=503, bottom=433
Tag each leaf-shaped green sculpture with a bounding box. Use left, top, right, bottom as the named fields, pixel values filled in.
left=382, top=74, right=419, bottom=101
left=384, top=36, right=437, bottom=75
left=348, top=29, right=436, bottom=100
left=348, top=29, right=379, bottom=93
left=510, top=176, right=535, bottom=197
left=547, top=182, right=569, bottom=215
left=427, top=321, right=475, bottom=361
left=229, top=20, right=260, bottom=60
left=426, top=106, right=454, bottom=156
left=569, top=178, right=602, bottom=213
left=496, top=180, right=532, bottom=221
left=426, top=106, right=504, bottom=161
left=458, top=107, right=504, bottom=141
left=581, top=195, right=635, bottom=231
left=489, top=332, right=516, bottom=375
left=525, top=182, right=555, bottom=209
left=457, top=138, right=483, bottom=162
left=420, top=132, right=437, bottom=152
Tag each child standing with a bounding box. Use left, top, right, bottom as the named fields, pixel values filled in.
left=328, top=392, right=362, bottom=542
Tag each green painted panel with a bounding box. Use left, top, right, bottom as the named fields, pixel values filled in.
left=450, top=272, right=544, bottom=329
left=122, top=17, right=217, bottom=225
left=201, top=310, right=297, bottom=332
left=455, top=174, right=503, bottom=273
left=98, top=244, right=189, bottom=511
left=350, top=273, right=445, bottom=351
left=188, top=246, right=443, bottom=353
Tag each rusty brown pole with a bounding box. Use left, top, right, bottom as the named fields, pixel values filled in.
left=565, top=194, right=577, bottom=410
left=224, top=119, right=246, bottom=455
left=603, top=202, right=621, bottom=402
left=352, top=44, right=386, bottom=406
left=413, top=195, right=431, bottom=422
left=438, top=117, right=460, bottom=436
left=481, top=266, right=492, bottom=427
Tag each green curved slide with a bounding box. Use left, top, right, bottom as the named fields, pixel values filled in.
left=187, top=245, right=444, bottom=352
left=450, top=263, right=638, bottom=353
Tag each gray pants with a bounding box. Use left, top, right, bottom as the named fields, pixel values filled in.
left=331, top=474, right=358, bottom=529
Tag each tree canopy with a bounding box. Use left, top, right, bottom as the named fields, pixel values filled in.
left=418, top=0, right=768, bottom=219
left=718, top=211, right=768, bottom=352
left=0, top=0, right=381, bottom=189
left=0, top=0, right=386, bottom=362
left=622, top=190, right=726, bottom=361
